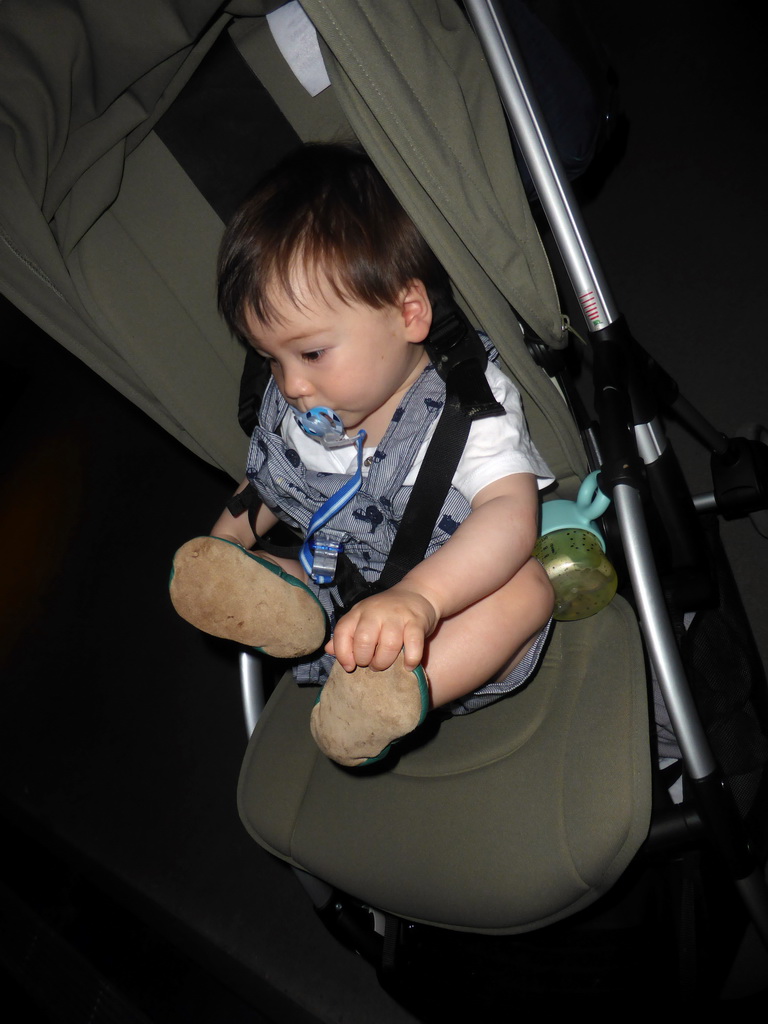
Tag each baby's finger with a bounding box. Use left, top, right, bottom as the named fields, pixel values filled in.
left=366, top=624, right=405, bottom=671
left=401, top=622, right=425, bottom=670
left=349, top=619, right=384, bottom=668
left=328, top=614, right=360, bottom=672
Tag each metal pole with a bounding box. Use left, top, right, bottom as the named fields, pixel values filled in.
left=613, top=484, right=716, bottom=779
left=463, top=0, right=619, bottom=331
left=239, top=649, right=265, bottom=737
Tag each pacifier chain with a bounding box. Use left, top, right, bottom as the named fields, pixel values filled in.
left=294, top=407, right=366, bottom=584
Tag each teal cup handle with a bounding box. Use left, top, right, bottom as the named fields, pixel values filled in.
left=540, top=470, right=610, bottom=549
left=576, top=470, right=611, bottom=522
left=535, top=471, right=617, bottom=621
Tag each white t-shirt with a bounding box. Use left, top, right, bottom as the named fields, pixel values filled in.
left=280, top=359, right=553, bottom=506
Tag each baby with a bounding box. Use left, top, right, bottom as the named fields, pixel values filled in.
left=170, top=143, right=554, bottom=766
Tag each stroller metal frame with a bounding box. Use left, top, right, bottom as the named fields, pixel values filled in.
left=464, top=0, right=768, bottom=943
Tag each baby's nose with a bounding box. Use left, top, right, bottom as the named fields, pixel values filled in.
left=283, top=368, right=312, bottom=400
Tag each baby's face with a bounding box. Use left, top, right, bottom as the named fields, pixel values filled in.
left=246, top=273, right=430, bottom=444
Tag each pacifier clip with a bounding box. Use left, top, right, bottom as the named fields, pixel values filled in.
left=295, top=407, right=366, bottom=584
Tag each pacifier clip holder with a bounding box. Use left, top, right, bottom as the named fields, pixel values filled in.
left=294, top=407, right=366, bottom=584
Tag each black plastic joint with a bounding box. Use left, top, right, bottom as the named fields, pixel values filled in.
left=712, top=436, right=768, bottom=517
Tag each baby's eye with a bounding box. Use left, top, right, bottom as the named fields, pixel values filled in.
left=301, top=350, right=324, bottom=363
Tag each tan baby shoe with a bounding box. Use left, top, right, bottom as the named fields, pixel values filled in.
left=310, top=652, right=429, bottom=767
left=169, top=536, right=326, bottom=658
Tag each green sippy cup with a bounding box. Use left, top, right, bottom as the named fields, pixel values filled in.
left=533, top=470, right=618, bottom=621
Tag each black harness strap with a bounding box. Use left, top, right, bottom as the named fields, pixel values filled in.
left=226, top=485, right=263, bottom=540
left=369, top=299, right=504, bottom=595
left=322, top=381, right=471, bottom=616
left=425, top=295, right=504, bottom=421
left=376, top=384, right=469, bottom=591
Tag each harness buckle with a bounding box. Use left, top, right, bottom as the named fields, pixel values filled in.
left=309, top=529, right=347, bottom=584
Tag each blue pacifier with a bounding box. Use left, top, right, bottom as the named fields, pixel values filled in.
left=294, top=406, right=367, bottom=584
left=295, top=406, right=349, bottom=448
left=533, top=470, right=618, bottom=620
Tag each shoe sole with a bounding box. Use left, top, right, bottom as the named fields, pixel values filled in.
left=169, top=536, right=326, bottom=658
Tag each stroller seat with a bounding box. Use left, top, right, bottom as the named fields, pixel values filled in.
left=239, top=594, right=650, bottom=932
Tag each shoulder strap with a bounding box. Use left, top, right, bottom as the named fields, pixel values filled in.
left=375, top=380, right=469, bottom=592
left=426, top=295, right=505, bottom=420
left=328, top=382, right=471, bottom=614
left=371, top=299, right=505, bottom=593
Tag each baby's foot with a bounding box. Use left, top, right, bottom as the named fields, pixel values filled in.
left=170, top=537, right=326, bottom=658
left=310, top=653, right=429, bottom=766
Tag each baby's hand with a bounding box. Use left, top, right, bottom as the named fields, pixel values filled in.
left=326, top=587, right=439, bottom=673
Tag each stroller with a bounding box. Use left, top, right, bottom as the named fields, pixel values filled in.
left=1, top=0, right=767, bottom=1010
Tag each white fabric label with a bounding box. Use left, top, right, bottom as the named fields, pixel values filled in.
left=266, top=2, right=331, bottom=97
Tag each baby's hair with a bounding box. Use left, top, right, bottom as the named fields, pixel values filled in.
left=217, top=143, right=450, bottom=339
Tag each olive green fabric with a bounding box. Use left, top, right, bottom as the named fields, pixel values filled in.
left=0, top=1, right=246, bottom=473
left=239, top=596, right=650, bottom=933
left=0, top=0, right=584, bottom=486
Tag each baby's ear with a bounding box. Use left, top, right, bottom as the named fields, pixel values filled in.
left=400, top=279, right=432, bottom=343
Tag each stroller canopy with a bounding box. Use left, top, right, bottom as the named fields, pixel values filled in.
left=0, top=0, right=584, bottom=485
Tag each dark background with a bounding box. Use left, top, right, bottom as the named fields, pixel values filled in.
left=1, top=1, right=766, bottom=1018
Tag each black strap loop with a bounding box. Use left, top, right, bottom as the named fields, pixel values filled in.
left=426, top=295, right=504, bottom=420
left=226, top=485, right=264, bottom=540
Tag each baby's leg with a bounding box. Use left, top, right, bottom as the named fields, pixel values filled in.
left=170, top=537, right=326, bottom=657
left=421, top=556, right=554, bottom=708
left=310, top=557, right=553, bottom=766
left=254, top=550, right=307, bottom=582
